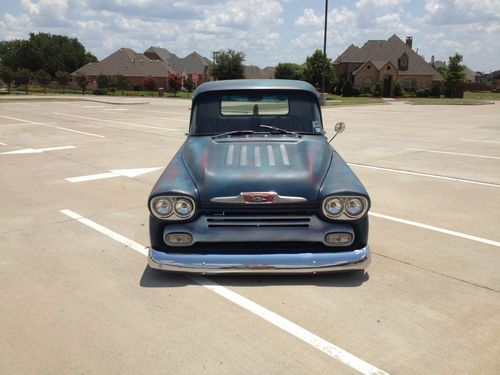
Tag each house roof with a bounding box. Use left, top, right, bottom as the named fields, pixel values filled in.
left=144, top=47, right=211, bottom=75
left=244, top=65, right=276, bottom=79
left=72, top=48, right=170, bottom=77
left=335, top=35, right=442, bottom=80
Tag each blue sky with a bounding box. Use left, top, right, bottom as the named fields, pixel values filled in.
left=0, top=0, right=498, bottom=72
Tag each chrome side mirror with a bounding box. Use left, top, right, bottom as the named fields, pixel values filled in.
left=329, top=122, right=346, bottom=143
left=334, top=122, right=346, bottom=133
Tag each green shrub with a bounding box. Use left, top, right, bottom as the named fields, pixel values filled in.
left=352, top=88, right=360, bottom=97
left=430, top=82, right=441, bottom=98
left=371, top=83, right=382, bottom=96
left=341, top=79, right=353, bottom=97
left=416, top=88, right=431, bottom=97
left=93, top=88, right=107, bottom=95
left=393, top=82, right=403, bottom=97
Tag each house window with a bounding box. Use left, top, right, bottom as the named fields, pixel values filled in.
left=403, top=80, right=416, bottom=92
left=398, top=54, right=409, bottom=71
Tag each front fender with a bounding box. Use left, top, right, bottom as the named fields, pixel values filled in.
left=318, top=150, right=370, bottom=204
left=148, top=148, right=199, bottom=251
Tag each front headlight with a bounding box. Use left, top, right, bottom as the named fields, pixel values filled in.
left=345, top=198, right=364, bottom=217
left=152, top=197, right=173, bottom=218
left=322, top=196, right=368, bottom=220
left=150, top=196, right=195, bottom=220
left=323, top=197, right=343, bottom=218
left=174, top=198, right=194, bottom=218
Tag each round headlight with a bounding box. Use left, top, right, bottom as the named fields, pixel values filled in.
left=345, top=198, right=364, bottom=217
left=153, top=197, right=173, bottom=218
left=323, top=197, right=343, bottom=217
left=174, top=198, right=194, bottom=217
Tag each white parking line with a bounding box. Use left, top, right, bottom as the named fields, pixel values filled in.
left=348, top=163, right=500, bottom=188
left=460, top=138, right=500, bottom=144
left=0, top=114, right=104, bottom=138
left=53, top=126, right=105, bottom=138
left=406, top=148, right=500, bottom=160
left=123, top=113, right=188, bottom=122
left=60, top=208, right=390, bottom=375
left=60, top=209, right=148, bottom=255
left=54, top=112, right=182, bottom=131
left=0, top=141, right=7, bottom=146
left=370, top=212, right=500, bottom=247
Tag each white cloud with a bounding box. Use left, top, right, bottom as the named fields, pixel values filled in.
left=376, top=12, right=416, bottom=33
left=295, top=8, right=323, bottom=27
left=355, top=0, right=408, bottom=9
left=423, top=0, right=500, bottom=25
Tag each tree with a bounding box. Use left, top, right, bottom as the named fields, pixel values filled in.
left=430, top=81, right=441, bottom=98
left=303, top=49, right=336, bottom=93
left=167, top=73, right=182, bottom=96
left=0, top=65, right=14, bottom=93
left=444, top=53, right=466, bottom=98
left=341, top=79, right=353, bottom=97
left=274, top=63, right=304, bottom=80
left=75, top=73, right=88, bottom=95
left=183, top=75, right=195, bottom=94
left=34, top=69, right=51, bottom=94
left=143, top=76, right=156, bottom=94
left=210, top=49, right=245, bottom=80
left=114, top=74, right=129, bottom=95
left=0, top=33, right=97, bottom=76
left=55, top=70, right=70, bottom=93
left=15, top=68, right=31, bottom=94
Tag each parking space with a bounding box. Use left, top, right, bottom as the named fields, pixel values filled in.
left=1, top=97, right=499, bottom=374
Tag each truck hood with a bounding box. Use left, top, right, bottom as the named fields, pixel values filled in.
left=181, top=135, right=332, bottom=205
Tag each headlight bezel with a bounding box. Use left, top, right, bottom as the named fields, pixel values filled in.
left=150, top=195, right=196, bottom=220
left=322, top=196, right=368, bottom=220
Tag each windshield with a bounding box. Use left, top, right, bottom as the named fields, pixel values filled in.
left=190, top=90, right=323, bottom=135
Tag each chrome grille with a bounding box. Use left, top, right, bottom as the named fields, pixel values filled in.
left=206, top=215, right=311, bottom=228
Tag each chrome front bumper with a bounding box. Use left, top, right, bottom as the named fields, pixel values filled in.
left=148, top=245, right=370, bottom=274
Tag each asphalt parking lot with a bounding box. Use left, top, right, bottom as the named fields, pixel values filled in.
left=1, top=96, right=499, bottom=374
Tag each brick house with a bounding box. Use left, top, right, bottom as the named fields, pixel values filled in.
left=333, top=35, right=442, bottom=96
left=72, top=48, right=171, bottom=90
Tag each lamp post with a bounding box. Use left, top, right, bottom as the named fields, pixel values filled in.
left=321, top=0, right=329, bottom=93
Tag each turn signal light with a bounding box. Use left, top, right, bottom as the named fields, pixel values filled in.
left=165, top=233, right=192, bottom=246
left=325, top=233, right=353, bottom=245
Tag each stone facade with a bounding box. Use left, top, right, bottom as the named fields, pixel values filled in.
left=398, top=75, right=433, bottom=92
left=353, top=63, right=380, bottom=93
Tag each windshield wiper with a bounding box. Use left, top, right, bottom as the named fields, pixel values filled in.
left=211, top=130, right=254, bottom=139
left=260, top=125, right=302, bottom=138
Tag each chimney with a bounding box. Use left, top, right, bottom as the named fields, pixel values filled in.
left=406, top=36, right=413, bottom=49
left=431, top=55, right=435, bottom=64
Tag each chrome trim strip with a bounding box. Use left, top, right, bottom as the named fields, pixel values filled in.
left=226, top=145, right=234, bottom=166
left=280, top=144, right=290, bottom=166
left=148, top=245, right=371, bottom=274
left=240, top=145, right=248, bottom=166
left=210, top=193, right=307, bottom=204
left=254, top=146, right=261, bottom=167
left=267, top=145, right=275, bottom=166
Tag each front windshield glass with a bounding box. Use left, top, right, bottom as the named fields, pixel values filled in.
left=221, top=94, right=289, bottom=115
left=190, top=90, right=322, bottom=135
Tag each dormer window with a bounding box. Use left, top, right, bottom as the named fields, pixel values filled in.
left=398, top=53, right=409, bottom=71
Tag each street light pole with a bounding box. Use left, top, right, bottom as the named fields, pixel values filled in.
left=321, top=0, right=329, bottom=93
